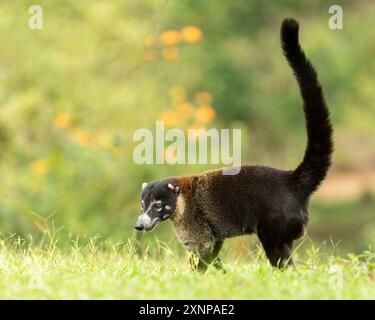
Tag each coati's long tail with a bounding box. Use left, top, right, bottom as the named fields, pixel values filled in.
left=281, top=18, right=333, bottom=198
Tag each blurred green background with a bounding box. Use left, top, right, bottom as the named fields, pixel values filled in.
left=0, top=0, right=374, bottom=256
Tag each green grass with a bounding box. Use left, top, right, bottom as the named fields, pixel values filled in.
left=0, top=235, right=374, bottom=299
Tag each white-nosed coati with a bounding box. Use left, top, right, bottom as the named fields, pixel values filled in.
left=135, top=18, right=333, bottom=271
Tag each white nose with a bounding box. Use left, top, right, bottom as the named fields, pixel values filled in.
left=136, top=213, right=152, bottom=229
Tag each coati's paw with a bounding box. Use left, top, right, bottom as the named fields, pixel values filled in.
left=212, top=257, right=226, bottom=274
left=188, top=252, right=200, bottom=272
left=188, top=252, right=226, bottom=274
left=188, top=252, right=209, bottom=273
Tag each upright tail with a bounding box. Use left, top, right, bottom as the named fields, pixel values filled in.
left=281, top=18, right=333, bottom=198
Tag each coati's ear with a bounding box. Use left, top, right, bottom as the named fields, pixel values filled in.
left=167, top=183, right=180, bottom=194
left=142, top=182, right=148, bottom=190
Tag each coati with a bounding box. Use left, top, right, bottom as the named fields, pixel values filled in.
left=134, top=18, right=333, bottom=271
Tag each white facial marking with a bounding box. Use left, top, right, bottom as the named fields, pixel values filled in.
left=138, top=200, right=155, bottom=226
left=142, top=182, right=147, bottom=190
left=143, top=200, right=154, bottom=215
left=162, top=213, right=171, bottom=220
left=139, top=212, right=152, bottom=226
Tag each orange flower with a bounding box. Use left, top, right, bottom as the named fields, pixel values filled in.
left=71, top=129, right=92, bottom=147
left=159, top=30, right=181, bottom=46
left=30, top=158, right=50, bottom=176
left=194, top=91, right=213, bottom=106
left=160, top=110, right=180, bottom=127
left=53, top=112, right=71, bottom=129
left=195, top=105, right=216, bottom=124
left=177, top=102, right=194, bottom=118
left=181, top=26, right=203, bottom=43
left=162, top=46, right=178, bottom=61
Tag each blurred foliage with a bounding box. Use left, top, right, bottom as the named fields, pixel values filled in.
left=0, top=0, right=374, bottom=252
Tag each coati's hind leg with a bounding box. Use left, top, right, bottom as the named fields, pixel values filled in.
left=190, top=240, right=225, bottom=273
left=257, top=224, right=295, bottom=269
left=261, top=240, right=294, bottom=268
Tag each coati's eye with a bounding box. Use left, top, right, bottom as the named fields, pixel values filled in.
left=140, top=201, right=145, bottom=209
left=154, top=201, right=162, bottom=210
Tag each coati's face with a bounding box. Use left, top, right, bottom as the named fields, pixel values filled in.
left=134, top=179, right=180, bottom=232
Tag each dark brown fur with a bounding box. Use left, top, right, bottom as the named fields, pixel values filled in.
left=135, top=18, right=333, bottom=271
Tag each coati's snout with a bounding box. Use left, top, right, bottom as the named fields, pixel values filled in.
left=134, top=179, right=180, bottom=232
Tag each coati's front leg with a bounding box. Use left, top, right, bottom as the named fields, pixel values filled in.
left=173, top=212, right=224, bottom=273
left=190, top=240, right=225, bottom=273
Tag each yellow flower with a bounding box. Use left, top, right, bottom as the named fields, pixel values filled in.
left=159, top=30, right=181, bottom=46
left=195, top=105, right=216, bottom=124
left=162, top=46, right=178, bottom=61
left=169, top=86, right=186, bottom=104
left=53, top=112, right=72, bottom=129
left=181, top=26, right=203, bottom=43
left=71, top=129, right=92, bottom=147
left=160, top=110, right=180, bottom=127
left=194, top=91, right=213, bottom=106
left=30, top=158, right=50, bottom=176
left=177, top=102, right=194, bottom=118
